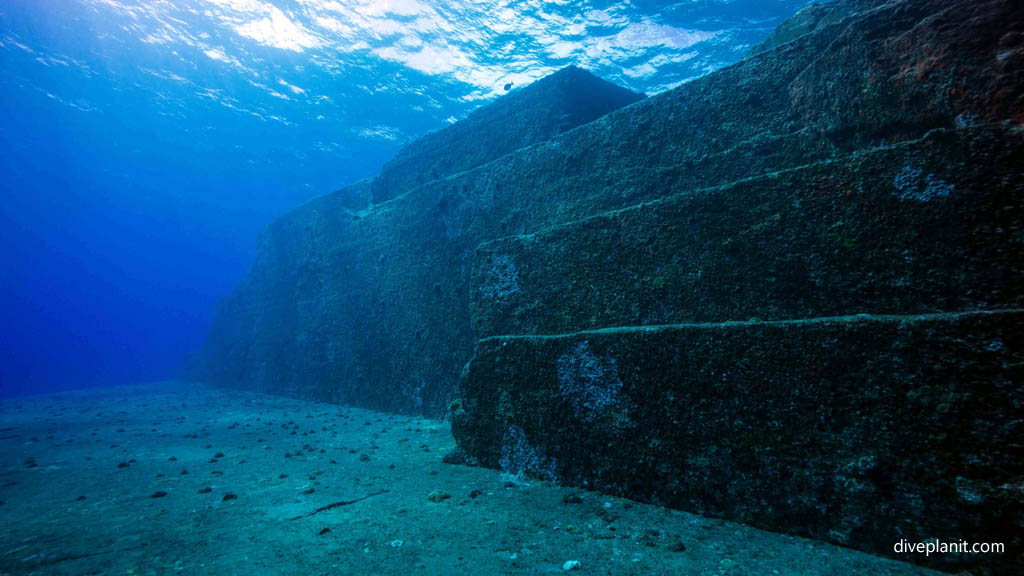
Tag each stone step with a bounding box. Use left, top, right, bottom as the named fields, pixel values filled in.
left=451, top=309, right=1024, bottom=572
left=470, top=125, right=1024, bottom=338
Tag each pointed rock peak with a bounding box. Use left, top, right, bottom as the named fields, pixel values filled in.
left=369, top=67, right=644, bottom=204
left=528, top=64, right=607, bottom=87
left=516, top=65, right=647, bottom=123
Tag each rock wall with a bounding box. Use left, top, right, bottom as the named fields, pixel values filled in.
left=200, top=0, right=1023, bottom=571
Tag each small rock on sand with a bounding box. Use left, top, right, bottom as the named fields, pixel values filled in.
left=426, top=490, right=451, bottom=502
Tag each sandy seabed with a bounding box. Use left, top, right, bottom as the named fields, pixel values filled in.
left=0, top=382, right=938, bottom=576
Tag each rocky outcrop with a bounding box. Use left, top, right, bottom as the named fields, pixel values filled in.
left=198, top=66, right=647, bottom=413
left=200, top=0, right=1023, bottom=571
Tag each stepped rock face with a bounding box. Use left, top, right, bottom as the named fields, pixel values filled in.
left=200, top=0, right=1023, bottom=570
left=199, top=66, right=647, bottom=413
left=470, top=126, right=1024, bottom=338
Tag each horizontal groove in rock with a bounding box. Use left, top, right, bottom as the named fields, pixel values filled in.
left=477, top=307, right=1024, bottom=343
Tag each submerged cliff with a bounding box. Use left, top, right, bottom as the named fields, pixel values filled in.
left=199, top=0, right=1023, bottom=571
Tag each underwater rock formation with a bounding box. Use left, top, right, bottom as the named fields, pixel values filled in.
left=200, top=0, right=1023, bottom=571
left=198, top=65, right=647, bottom=414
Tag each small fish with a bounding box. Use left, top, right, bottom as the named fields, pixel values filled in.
left=503, top=82, right=513, bottom=91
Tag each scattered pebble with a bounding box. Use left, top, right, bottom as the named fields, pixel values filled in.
left=426, top=490, right=451, bottom=502
left=0, top=387, right=916, bottom=575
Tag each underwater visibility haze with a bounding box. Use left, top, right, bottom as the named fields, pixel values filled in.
left=1, top=0, right=1023, bottom=574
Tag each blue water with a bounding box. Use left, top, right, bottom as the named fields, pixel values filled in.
left=0, top=0, right=808, bottom=396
